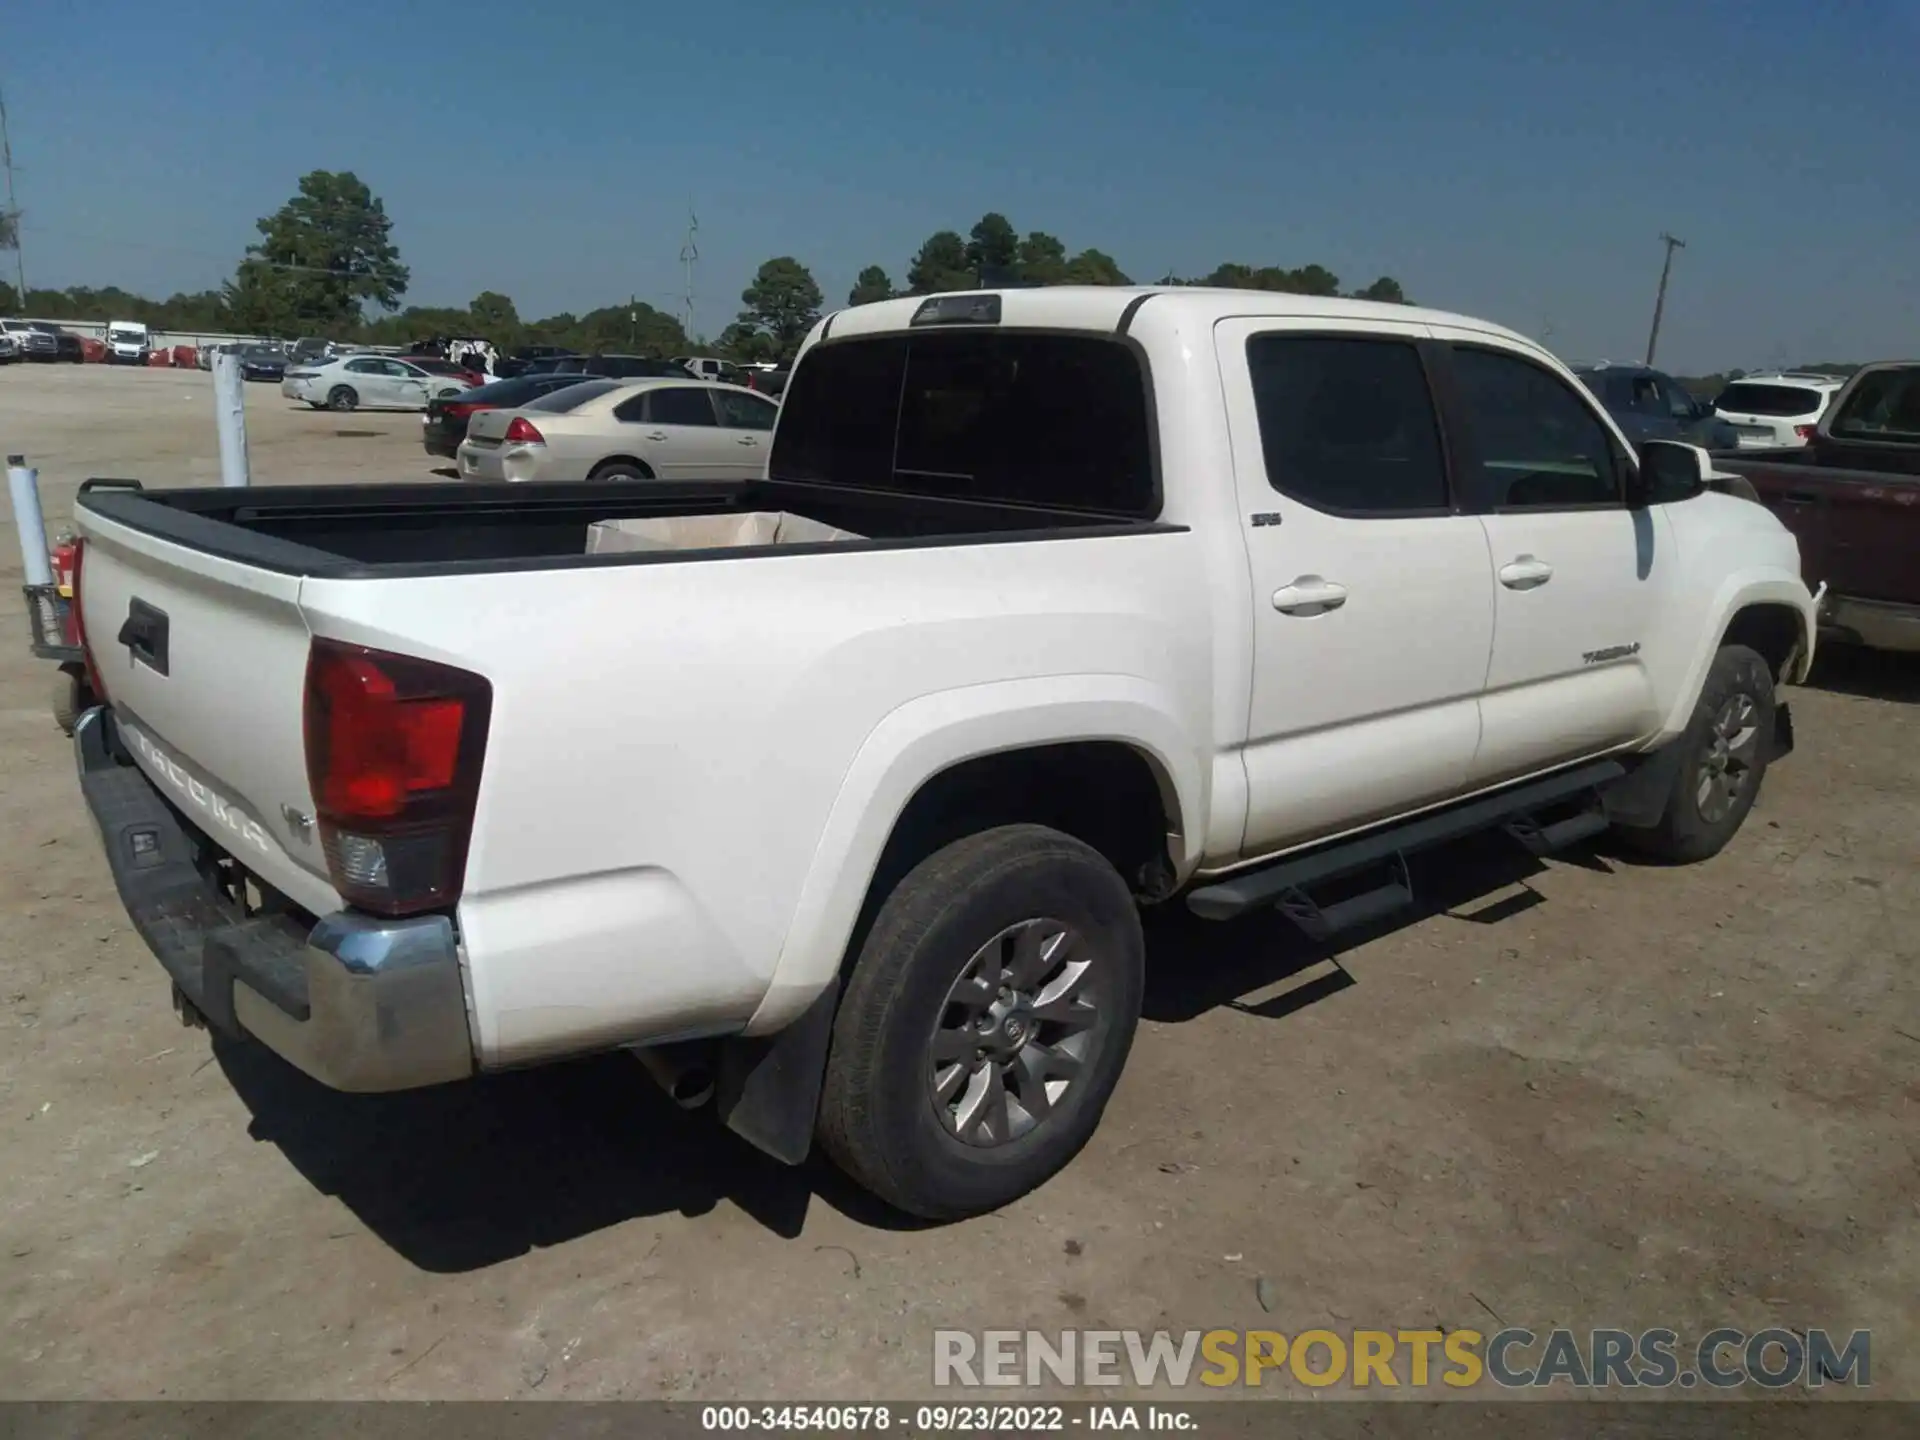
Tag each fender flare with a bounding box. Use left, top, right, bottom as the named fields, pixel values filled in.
left=741, top=673, right=1205, bottom=1035
left=1659, top=570, right=1818, bottom=739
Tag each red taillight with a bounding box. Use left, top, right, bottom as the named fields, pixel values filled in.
left=302, top=639, right=492, bottom=917
left=503, top=416, right=544, bottom=444
left=1794, top=424, right=1816, bottom=443
left=445, top=401, right=487, bottom=418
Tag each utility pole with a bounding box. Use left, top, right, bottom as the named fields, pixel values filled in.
left=1644, top=232, right=1685, bottom=367
left=679, top=205, right=699, bottom=339
left=0, top=84, right=25, bottom=303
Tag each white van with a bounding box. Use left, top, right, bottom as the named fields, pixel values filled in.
left=105, top=320, right=153, bottom=366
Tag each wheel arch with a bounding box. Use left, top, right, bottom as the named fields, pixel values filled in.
left=741, top=677, right=1204, bottom=1037
left=1658, top=574, right=1817, bottom=739
left=588, top=454, right=656, bottom=479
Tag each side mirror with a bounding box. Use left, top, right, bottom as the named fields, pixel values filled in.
left=1632, top=439, right=1710, bottom=507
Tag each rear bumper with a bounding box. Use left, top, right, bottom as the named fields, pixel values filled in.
left=74, top=707, right=475, bottom=1092
left=1822, top=594, right=1920, bottom=654
left=422, top=424, right=462, bottom=458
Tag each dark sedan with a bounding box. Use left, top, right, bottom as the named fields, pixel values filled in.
left=496, top=344, right=577, bottom=379
left=421, top=372, right=603, bottom=458
left=552, top=353, right=693, bottom=379
left=238, top=346, right=289, bottom=381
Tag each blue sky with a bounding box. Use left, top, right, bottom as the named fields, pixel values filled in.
left=6, top=0, right=1915, bottom=372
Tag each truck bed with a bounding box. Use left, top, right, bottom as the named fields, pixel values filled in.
left=76, top=477, right=1171, bottom=579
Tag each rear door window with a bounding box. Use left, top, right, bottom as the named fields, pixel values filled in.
left=770, top=331, right=1155, bottom=516
left=646, top=387, right=719, bottom=426
left=1243, top=335, right=1450, bottom=514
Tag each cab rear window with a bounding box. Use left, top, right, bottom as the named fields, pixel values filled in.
left=770, top=331, right=1157, bottom=517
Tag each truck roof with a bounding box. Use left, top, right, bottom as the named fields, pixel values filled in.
left=820, top=286, right=1540, bottom=353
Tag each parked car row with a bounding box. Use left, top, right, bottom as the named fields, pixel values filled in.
left=0, top=319, right=86, bottom=363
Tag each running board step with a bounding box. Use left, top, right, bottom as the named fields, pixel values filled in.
left=1187, top=759, right=1626, bottom=924
left=1504, top=799, right=1611, bottom=857
left=1274, top=853, right=1413, bottom=941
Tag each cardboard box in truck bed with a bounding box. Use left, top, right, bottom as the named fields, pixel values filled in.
left=585, top=512, right=862, bottom=554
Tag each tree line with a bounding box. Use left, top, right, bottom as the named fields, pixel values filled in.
left=0, top=176, right=1878, bottom=387
left=0, top=172, right=1424, bottom=368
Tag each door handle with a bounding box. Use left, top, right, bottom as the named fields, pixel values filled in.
left=736, top=436, right=758, bottom=446
left=645, top=431, right=669, bottom=441
left=1271, top=576, right=1348, bottom=615
left=1498, top=555, right=1554, bottom=590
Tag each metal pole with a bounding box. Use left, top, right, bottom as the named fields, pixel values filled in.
left=0, top=87, right=24, bottom=302
left=1644, top=232, right=1686, bottom=367
left=7, top=455, right=53, bottom=586
left=212, top=351, right=251, bottom=487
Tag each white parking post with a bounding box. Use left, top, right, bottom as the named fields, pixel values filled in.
left=213, top=350, right=252, bottom=488
left=7, top=455, right=55, bottom=588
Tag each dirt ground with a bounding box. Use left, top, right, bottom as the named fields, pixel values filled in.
left=0, top=364, right=1914, bottom=1401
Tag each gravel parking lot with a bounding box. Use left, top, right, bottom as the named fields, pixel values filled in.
left=1, top=364, right=1915, bottom=1401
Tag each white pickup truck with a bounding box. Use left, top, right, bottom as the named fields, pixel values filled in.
left=67, top=287, right=1818, bottom=1219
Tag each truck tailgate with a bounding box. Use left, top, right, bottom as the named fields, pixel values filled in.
left=78, top=509, right=342, bottom=917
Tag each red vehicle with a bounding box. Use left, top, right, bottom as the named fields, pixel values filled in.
left=410, top=356, right=485, bottom=388
left=1719, top=361, right=1920, bottom=654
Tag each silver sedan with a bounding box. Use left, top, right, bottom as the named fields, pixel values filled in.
left=280, top=354, right=475, bottom=412
left=456, top=377, right=779, bottom=483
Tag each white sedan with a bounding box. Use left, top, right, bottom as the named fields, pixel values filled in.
left=281, top=354, right=475, bottom=412
left=456, top=377, right=780, bottom=483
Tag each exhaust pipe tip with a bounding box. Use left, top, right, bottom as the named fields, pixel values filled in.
left=669, top=1069, right=716, bottom=1109
left=632, top=1044, right=716, bottom=1110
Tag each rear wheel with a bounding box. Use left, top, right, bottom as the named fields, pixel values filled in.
left=1614, top=643, right=1775, bottom=863
left=818, top=824, right=1144, bottom=1220
left=327, top=385, right=358, bottom=412
left=588, top=459, right=655, bottom=481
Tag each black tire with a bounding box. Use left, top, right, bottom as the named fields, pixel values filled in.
left=51, top=665, right=88, bottom=736
left=327, top=385, right=358, bottom=412
left=588, top=460, right=655, bottom=481
left=1615, top=644, right=1776, bottom=864
left=818, top=824, right=1144, bottom=1220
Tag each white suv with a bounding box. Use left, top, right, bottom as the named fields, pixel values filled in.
left=1714, top=373, right=1843, bottom=449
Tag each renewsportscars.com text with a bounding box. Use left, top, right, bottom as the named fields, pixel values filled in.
left=933, top=1326, right=1871, bottom=1390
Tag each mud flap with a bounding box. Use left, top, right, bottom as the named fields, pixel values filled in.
left=714, top=983, right=839, bottom=1166
left=1772, top=700, right=1794, bottom=760
left=1600, top=740, right=1689, bottom=830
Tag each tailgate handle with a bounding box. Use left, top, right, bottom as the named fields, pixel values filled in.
left=117, top=599, right=171, bottom=676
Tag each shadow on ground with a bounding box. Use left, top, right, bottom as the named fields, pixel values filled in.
left=217, top=828, right=1585, bottom=1270
left=1804, top=644, right=1920, bottom=704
